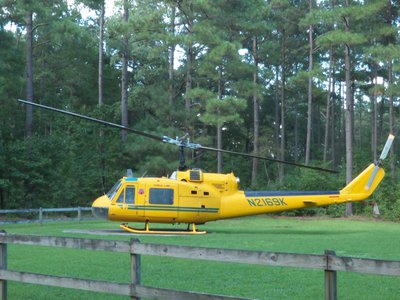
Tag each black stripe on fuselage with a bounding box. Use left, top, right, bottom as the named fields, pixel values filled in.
left=244, top=190, right=339, bottom=197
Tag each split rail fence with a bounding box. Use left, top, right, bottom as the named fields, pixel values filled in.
left=0, top=232, right=399, bottom=300
left=0, top=207, right=93, bottom=224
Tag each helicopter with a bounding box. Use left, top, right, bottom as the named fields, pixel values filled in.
left=18, top=99, right=395, bottom=234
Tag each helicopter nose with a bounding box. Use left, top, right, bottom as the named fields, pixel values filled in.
left=91, top=195, right=110, bottom=220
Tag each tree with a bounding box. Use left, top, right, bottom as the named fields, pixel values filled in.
left=363, top=0, right=400, bottom=179
left=311, top=0, right=389, bottom=215
left=167, top=1, right=176, bottom=106
left=178, top=0, right=194, bottom=129
left=25, top=10, right=33, bottom=138
left=196, top=38, right=248, bottom=172
left=237, top=0, right=270, bottom=186
left=2, top=0, right=74, bottom=137
left=305, top=0, right=314, bottom=165
left=98, top=0, right=105, bottom=106
left=121, top=0, right=129, bottom=142
left=199, top=96, right=246, bottom=173
left=0, top=28, right=24, bottom=209
left=78, top=0, right=106, bottom=106
left=251, top=36, right=260, bottom=183
left=343, top=0, right=353, bottom=216
left=267, top=0, right=301, bottom=182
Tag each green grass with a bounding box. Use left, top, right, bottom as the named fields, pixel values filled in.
left=1, top=216, right=400, bottom=299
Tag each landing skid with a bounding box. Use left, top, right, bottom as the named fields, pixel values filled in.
left=120, top=222, right=207, bottom=235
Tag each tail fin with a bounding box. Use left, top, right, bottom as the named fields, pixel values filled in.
left=340, top=164, right=385, bottom=199
left=340, top=134, right=394, bottom=201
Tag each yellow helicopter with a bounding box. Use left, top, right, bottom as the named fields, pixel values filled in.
left=18, top=99, right=395, bottom=235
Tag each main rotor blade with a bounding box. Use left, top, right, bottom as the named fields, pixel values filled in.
left=198, top=145, right=338, bottom=174
left=18, top=99, right=338, bottom=173
left=17, top=99, right=164, bottom=142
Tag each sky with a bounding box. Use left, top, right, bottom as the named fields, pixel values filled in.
left=69, top=0, right=116, bottom=18
left=4, top=1, right=116, bottom=31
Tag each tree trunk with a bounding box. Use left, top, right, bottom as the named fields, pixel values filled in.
left=25, top=11, right=33, bottom=138
left=217, top=123, right=222, bottom=173
left=331, top=73, right=336, bottom=168
left=386, top=0, right=395, bottom=180
left=358, top=97, right=362, bottom=150
left=185, top=49, right=192, bottom=111
left=217, top=68, right=223, bottom=173
left=378, top=94, right=385, bottom=145
left=169, top=4, right=176, bottom=106
left=0, top=189, right=4, bottom=209
left=251, top=36, right=259, bottom=185
left=98, top=1, right=105, bottom=106
left=274, top=65, right=280, bottom=151
left=294, top=103, right=299, bottom=162
left=121, top=0, right=129, bottom=142
left=98, top=1, right=106, bottom=192
left=388, top=59, right=395, bottom=180
left=184, top=1, right=193, bottom=129
left=323, top=47, right=333, bottom=162
left=279, top=29, right=286, bottom=182
left=305, top=0, right=313, bottom=165
left=344, top=0, right=353, bottom=216
left=316, top=102, right=321, bottom=146
left=371, top=64, right=377, bottom=161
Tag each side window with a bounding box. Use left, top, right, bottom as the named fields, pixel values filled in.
left=126, top=187, right=135, bottom=204
left=149, top=188, right=174, bottom=205
left=116, top=190, right=124, bottom=203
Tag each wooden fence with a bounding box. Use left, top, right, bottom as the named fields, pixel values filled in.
left=0, top=207, right=94, bottom=224
left=0, top=232, right=399, bottom=300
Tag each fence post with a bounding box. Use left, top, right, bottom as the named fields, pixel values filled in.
left=130, top=238, right=141, bottom=300
left=324, top=250, right=337, bottom=300
left=39, top=207, right=43, bottom=224
left=77, top=207, right=81, bottom=222
left=0, top=230, right=7, bottom=300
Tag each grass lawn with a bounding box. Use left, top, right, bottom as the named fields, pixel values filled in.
left=1, top=216, right=400, bottom=299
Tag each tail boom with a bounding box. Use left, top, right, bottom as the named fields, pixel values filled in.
left=219, top=164, right=385, bottom=220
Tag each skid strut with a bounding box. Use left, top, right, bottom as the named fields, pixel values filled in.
left=120, top=221, right=206, bottom=235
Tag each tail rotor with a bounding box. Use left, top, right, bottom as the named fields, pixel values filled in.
left=365, top=134, right=395, bottom=190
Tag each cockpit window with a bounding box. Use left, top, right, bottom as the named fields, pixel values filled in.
left=115, top=186, right=136, bottom=204
left=126, top=187, right=135, bottom=204
left=116, top=191, right=124, bottom=203
left=106, top=181, right=122, bottom=200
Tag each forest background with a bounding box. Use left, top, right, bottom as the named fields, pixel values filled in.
left=0, top=0, right=399, bottom=220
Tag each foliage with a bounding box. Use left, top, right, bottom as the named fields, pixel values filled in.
left=0, top=0, right=399, bottom=221
left=199, top=96, right=247, bottom=128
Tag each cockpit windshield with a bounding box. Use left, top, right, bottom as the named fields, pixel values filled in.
left=106, top=181, right=122, bottom=200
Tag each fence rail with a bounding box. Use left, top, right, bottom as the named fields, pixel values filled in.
left=0, top=207, right=94, bottom=224
left=0, top=232, right=399, bottom=299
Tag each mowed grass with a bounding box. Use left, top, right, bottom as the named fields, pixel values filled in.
left=1, top=216, right=400, bottom=299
